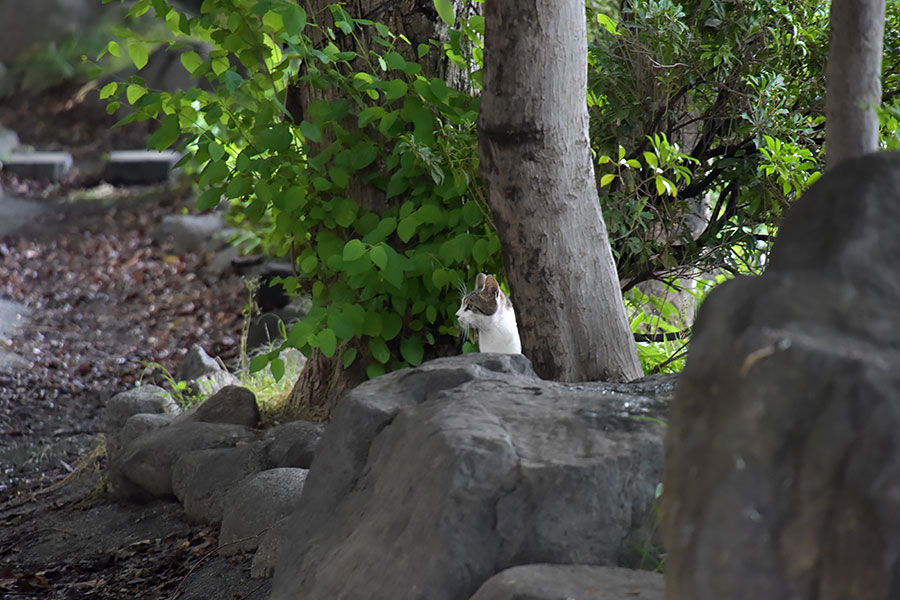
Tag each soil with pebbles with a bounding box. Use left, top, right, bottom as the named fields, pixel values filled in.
left=0, top=85, right=269, bottom=599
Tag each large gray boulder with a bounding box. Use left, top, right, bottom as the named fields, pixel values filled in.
left=663, top=152, right=900, bottom=600
left=269, top=354, right=668, bottom=599
left=469, top=564, right=663, bottom=600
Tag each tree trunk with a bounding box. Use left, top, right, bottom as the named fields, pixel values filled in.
left=825, top=0, right=885, bottom=170
left=478, top=0, right=643, bottom=382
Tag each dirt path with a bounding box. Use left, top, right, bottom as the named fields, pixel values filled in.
left=0, top=186, right=269, bottom=599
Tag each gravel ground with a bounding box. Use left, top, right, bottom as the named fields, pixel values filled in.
left=0, top=76, right=275, bottom=597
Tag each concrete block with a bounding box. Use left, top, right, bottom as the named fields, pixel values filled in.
left=2, top=152, right=73, bottom=181
left=102, top=150, right=181, bottom=185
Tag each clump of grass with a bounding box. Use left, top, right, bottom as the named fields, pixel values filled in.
left=238, top=346, right=306, bottom=424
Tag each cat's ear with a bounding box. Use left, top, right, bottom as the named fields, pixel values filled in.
left=475, top=272, right=487, bottom=291
left=483, top=275, right=500, bottom=297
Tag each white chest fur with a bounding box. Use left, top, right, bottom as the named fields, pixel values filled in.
left=456, top=303, right=522, bottom=354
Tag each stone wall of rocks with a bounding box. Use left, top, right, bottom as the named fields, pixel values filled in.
left=105, top=352, right=669, bottom=599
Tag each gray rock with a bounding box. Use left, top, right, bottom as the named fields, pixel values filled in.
left=109, top=421, right=258, bottom=501
left=172, top=444, right=268, bottom=524
left=1, top=152, right=73, bottom=181
left=175, top=344, right=241, bottom=395
left=174, top=385, right=260, bottom=428
left=269, top=354, right=667, bottom=600
left=0, top=126, right=19, bottom=157
left=263, top=420, right=324, bottom=469
left=469, top=564, right=664, bottom=600
left=154, top=213, right=226, bottom=254
left=103, top=385, right=178, bottom=461
left=188, top=370, right=243, bottom=397
left=119, top=412, right=176, bottom=449
left=219, top=468, right=308, bottom=556
left=177, top=345, right=222, bottom=381
left=663, top=152, right=900, bottom=600
left=102, top=150, right=181, bottom=185
left=250, top=517, right=285, bottom=579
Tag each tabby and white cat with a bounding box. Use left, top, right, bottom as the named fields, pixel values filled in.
left=456, top=273, right=522, bottom=354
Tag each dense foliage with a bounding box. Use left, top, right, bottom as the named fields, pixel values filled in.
left=100, top=0, right=900, bottom=378
left=101, top=0, right=496, bottom=380
left=588, top=0, right=900, bottom=287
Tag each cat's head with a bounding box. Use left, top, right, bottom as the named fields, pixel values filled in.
left=455, top=273, right=512, bottom=330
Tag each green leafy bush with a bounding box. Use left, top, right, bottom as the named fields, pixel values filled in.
left=101, top=0, right=499, bottom=380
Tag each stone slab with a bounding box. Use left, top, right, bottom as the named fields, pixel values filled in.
left=102, top=150, right=181, bottom=185
left=2, top=152, right=73, bottom=181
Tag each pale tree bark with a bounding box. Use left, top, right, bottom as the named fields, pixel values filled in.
left=826, top=0, right=885, bottom=170
left=478, top=0, right=643, bottom=382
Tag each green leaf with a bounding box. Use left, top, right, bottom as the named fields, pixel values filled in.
left=196, top=187, right=221, bottom=211
left=429, top=78, right=449, bottom=101
left=600, top=173, right=616, bottom=187
left=99, top=81, right=118, bottom=99
left=105, top=40, right=122, bottom=58
left=342, top=347, right=358, bottom=368
left=180, top=50, right=203, bottom=75
left=411, top=105, right=435, bottom=145
left=314, top=328, right=338, bottom=357
left=384, top=79, right=408, bottom=101
left=207, top=141, right=225, bottom=162
left=370, top=244, right=388, bottom=269
left=369, top=337, right=390, bottom=363
left=126, top=84, right=146, bottom=104
left=472, top=238, right=490, bottom=265
left=433, top=0, right=455, bottom=26
left=400, top=337, right=424, bottom=366
left=643, top=152, right=658, bottom=169
left=358, top=106, right=386, bottom=127
left=127, top=41, right=149, bottom=70
left=367, top=362, right=385, bottom=379
left=426, top=305, right=437, bottom=323
left=300, top=254, right=318, bottom=273
left=147, top=114, right=180, bottom=151
left=199, top=159, right=229, bottom=187
left=270, top=358, right=285, bottom=382
left=381, top=313, right=402, bottom=340
left=350, top=142, right=378, bottom=170
left=283, top=4, right=307, bottom=36
left=249, top=353, right=271, bottom=373
left=397, top=215, right=418, bottom=242
left=300, top=120, right=322, bottom=142
left=597, top=13, right=620, bottom=35
left=328, top=311, right=355, bottom=341
left=343, top=239, right=367, bottom=261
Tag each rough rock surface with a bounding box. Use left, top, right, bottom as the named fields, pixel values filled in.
left=262, top=420, right=324, bottom=469
left=663, top=152, right=900, bottom=600
left=109, top=421, right=258, bottom=501
left=172, top=444, right=268, bottom=524
left=103, top=385, right=179, bottom=461
left=470, top=564, right=663, bottom=600
left=219, top=468, right=308, bottom=556
left=176, top=344, right=224, bottom=381
left=173, top=385, right=260, bottom=428
left=269, top=354, right=669, bottom=599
